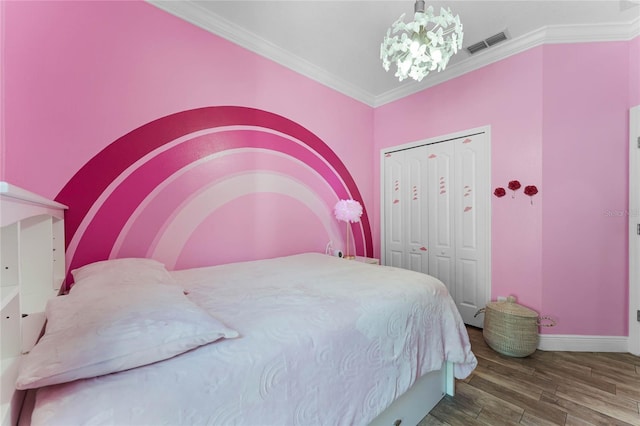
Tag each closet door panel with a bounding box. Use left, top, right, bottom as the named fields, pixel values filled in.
left=454, top=135, right=488, bottom=327
left=432, top=256, right=453, bottom=291
left=427, top=144, right=455, bottom=296
left=409, top=252, right=426, bottom=272
left=384, top=153, right=405, bottom=268
left=458, top=258, right=480, bottom=312
left=405, top=151, right=429, bottom=274
left=458, top=148, right=478, bottom=250
left=388, top=251, right=403, bottom=268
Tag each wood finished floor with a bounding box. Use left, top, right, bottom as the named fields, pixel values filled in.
left=419, top=326, right=640, bottom=426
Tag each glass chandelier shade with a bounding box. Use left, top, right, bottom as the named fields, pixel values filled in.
left=380, top=0, right=463, bottom=82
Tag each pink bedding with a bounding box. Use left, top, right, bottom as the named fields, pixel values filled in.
left=30, top=253, right=476, bottom=425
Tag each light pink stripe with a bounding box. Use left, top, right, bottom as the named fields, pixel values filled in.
left=150, top=172, right=342, bottom=269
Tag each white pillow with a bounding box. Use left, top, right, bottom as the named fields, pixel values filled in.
left=70, top=258, right=178, bottom=288
left=16, top=283, right=239, bottom=390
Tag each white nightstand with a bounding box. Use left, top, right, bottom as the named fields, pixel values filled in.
left=354, top=256, right=380, bottom=265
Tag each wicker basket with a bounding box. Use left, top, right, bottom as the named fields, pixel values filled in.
left=474, top=296, right=555, bottom=357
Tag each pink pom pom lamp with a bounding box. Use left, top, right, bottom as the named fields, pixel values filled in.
left=333, top=199, right=363, bottom=259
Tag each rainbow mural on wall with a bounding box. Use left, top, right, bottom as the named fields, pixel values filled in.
left=56, top=106, right=373, bottom=277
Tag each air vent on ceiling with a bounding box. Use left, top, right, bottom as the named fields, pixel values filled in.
left=485, top=31, right=508, bottom=46
left=466, top=31, right=509, bottom=55
left=467, top=41, right=488, bottom=54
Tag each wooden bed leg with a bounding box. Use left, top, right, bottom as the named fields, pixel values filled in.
left=444, top=361, right=455, bottom=396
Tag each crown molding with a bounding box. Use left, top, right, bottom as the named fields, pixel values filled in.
left=374, top=16, right=640, bottom=106
left=148, top=1, right=639, bottom=108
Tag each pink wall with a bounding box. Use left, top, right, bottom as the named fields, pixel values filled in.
left=3, top=2, right=373, bottom=199
left=375, top=39, right=638, bottom=336
left=2, top=1, right=374, bottom=270
left=541, top=42, right=631, bottom=335
left=631, top=37, right=640, bottom=107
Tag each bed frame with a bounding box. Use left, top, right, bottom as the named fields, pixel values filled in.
left=0, top=182, right=454, bottom=426
left=370, top=362, right=454, bottom=426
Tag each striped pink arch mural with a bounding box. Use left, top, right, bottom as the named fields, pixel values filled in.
left=56, top=106, right=373, bottom=277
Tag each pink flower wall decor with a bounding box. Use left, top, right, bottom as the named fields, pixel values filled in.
left=524, top=185, right=539, bottom=204
left=495, top=183, right=539, bottom=205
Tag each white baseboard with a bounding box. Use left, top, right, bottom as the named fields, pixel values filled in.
left=537, top=334, right=629, bottom=352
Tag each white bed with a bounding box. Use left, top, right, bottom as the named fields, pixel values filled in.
left=15, top=253, right=476, bottom=426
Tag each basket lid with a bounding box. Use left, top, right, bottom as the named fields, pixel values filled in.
left=486, top=296, right=538, bottom=318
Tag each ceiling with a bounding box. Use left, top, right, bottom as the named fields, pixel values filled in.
left=150, top=1, right=640, bottom=106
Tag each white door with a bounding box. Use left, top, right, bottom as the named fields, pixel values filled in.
left=426, top=142, right=455, bottom=299
left=629, top=105, right=640, bottom=356
left=382, top=129, right=490, bottom=327
left=383, top=151, right=405, bottom=268
left=406, top=148, right=430, bottom=274
left=383, top=148, right=429, bottom=273
left=453, top=134, right=490, bottom=328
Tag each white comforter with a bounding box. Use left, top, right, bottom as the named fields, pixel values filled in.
left=31, top=253, right=477, bottom=426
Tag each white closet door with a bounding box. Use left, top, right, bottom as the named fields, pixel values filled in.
left=454, top=134, right=489, bottom=327
left=405, top=148, right=429, bottom=273
left=382, top=129, right=490, bottom=327
left=383, top=152, right=406, bottom=268
left=426, top=143, right=455, bottom=298
left=383, top=150, right=429, bottom=272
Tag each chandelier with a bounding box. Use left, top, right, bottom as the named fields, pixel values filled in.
left=380, top=0, right=463, bottom=82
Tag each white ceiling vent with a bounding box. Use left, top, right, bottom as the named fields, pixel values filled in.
left=466, top=31, right=509, bottom=55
